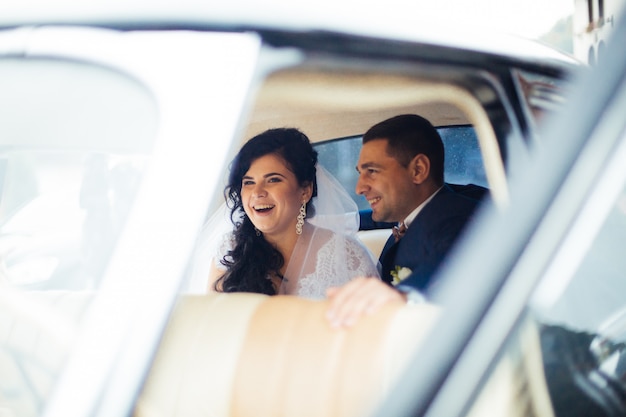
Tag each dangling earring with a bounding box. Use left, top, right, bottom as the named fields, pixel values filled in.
left=296, top=202, right=306, bottom=235
left=255, top=227, right=261, bottom=237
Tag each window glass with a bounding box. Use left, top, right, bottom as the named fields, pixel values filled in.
left=0, top=151, right=147, bottom=290
left=465, top=154, right=626, bottom=417
left=519, top=152, right=626, bottom=417
left=0, top=57, right=157, bottom=417
left=315, top=125, right=487, bottom=210
left=439, top=126, right=488, bottom=187
left=536, top=189, right=626, bottom=332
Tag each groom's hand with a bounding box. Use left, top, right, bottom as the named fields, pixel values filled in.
left=325, top=277, right=405, bottom=329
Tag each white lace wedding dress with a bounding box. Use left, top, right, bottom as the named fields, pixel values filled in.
left=208, top=224, right=380, bottom=299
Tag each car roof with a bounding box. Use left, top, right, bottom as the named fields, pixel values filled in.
left=1, top=1, right=580, bottom=143
left=1, top=0, right=579, bottom=68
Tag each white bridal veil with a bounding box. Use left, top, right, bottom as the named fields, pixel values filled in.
left=185, top=165, right=378, bottom=295
left=306, top=165, right=359, bottom=234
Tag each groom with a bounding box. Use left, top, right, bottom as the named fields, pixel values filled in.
left=326, top=114, right=483, bottom=328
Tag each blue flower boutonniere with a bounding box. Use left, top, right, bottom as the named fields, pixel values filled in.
left=391, top=266, right=412, bottom=286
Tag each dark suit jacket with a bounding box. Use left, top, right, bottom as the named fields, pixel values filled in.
left=379, top=184, right=481, bottom=293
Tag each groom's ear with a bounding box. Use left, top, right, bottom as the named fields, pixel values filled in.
left=410, top=154, right=430, bottom=185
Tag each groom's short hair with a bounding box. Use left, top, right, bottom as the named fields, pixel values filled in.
left=363, top=114, right=444, bottom=185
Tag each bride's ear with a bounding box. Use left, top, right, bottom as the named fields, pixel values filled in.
left=302, top=182, right=313, bottom=203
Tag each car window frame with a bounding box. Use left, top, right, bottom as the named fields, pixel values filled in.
left=1, top=28, right=264, bottom=417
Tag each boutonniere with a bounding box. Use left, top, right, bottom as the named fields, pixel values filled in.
left=391, top=266, right=412, bottom=286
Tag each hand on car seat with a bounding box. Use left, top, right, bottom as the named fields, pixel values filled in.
left=325, top=277, right=406, bottom=328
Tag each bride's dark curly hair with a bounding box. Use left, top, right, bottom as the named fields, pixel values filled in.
left=215, top=128, right=318, bottom=294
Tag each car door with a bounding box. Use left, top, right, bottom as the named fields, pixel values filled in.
left=375, top=7, right=626, bottom=416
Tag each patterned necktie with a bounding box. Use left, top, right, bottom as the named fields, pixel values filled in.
left=392, top=222, right=407, bottom=243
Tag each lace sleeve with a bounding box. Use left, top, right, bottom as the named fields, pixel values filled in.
left=343, top=234, right=380, bottom=280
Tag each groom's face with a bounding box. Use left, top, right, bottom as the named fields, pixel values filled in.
left=355, top=139, right=419, bottom=223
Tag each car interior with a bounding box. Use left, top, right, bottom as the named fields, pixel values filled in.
left=132, top=55, right=556, bottom=417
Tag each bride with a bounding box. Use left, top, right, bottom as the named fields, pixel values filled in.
left=190, top=127, right=379, bottom=299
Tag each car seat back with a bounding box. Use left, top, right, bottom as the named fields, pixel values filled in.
left=134, top=293, right=440, bottom=417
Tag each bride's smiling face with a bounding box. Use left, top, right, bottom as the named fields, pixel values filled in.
left=241, top=153, right=312, bottom=239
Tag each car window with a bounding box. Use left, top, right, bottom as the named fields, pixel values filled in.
left=515, top=69, right=571, bottom=131
left=0, top=56, right=158, bottom=416
left=0, top=58, right=156, bottom=290
left=315, top=125, right=488, bottom=210
left=0, top=152, right=148, bottom=289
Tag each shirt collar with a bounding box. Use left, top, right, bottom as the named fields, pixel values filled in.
left=401, top=185, right=443, bottom=229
